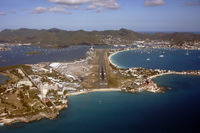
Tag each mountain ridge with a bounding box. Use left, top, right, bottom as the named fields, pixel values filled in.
left=0, top=28, right=200, bottom=47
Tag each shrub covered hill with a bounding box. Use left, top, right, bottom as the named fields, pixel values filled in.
left=0, top=28, right=200, bottom=47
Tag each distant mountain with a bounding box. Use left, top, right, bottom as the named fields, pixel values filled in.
left=0, top=28, right=200, bottom=47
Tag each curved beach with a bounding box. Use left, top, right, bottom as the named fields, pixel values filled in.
left=108, top=48, right=137, bottom=69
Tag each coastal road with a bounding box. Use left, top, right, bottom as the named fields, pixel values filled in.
left=97, top=49, right=108, bottom=88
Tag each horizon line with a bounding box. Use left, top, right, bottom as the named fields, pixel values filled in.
left=0, top=28, right=200, bottom=33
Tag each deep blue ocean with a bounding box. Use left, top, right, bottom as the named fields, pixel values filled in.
left=0, top=47, right=200, bottom=133
left=1, top=74, right=200, bottom=133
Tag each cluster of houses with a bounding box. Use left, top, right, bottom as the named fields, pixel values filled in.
left=116, top=67, right=171, bottom=93
left=29, top=64, right=84, bottom=101
left=0, top=46, right=11, bottom=52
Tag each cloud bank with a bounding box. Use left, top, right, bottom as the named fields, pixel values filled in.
left=48, top=0, right=120, bottom=9
left=33, top=0, right=120, bottom=14
left=32, top=0, right=168, bottom=15
left=145, top=0, right=165, bottom=6
left=33, top=5, right=70, bottom=14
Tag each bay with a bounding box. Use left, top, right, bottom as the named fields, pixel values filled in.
left=110, top=48, right=200, bottom=71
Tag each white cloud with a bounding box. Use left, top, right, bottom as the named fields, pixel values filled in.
left=96, top=8, right=103, bottom=13
left=86, top=4, right=96, bottom=10
left=33, top=5, right=70, bottom=14
left=48, top=0, right=91, bottom=5
left=33, top=0, right=120, bottom=14
left=33, top=7, right=49, bottom=14
left=145, top=0, right=165, bottom=7
left=49, top=5, right=68, bottom=12
left=91, top=0, right=120, bottom=9
left=0, top=12, right=6, bottom=15
left=49, top=0, right=120, bottom=10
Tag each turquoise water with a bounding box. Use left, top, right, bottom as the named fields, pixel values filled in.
left=111, top=48, right=200, bottom=71
left=1, top=74, right=200, bottom=133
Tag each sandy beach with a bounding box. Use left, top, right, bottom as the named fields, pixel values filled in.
left=149, top=71, right=191, bottom=79
left=108, top=48, right=135, bottom=69
left=66, top=88, right=121, bottom=96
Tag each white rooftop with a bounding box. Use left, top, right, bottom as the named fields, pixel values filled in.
left=50, top=63, right=60, bottom=68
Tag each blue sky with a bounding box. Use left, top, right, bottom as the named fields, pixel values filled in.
left=0, top=0, right=200, bottom=32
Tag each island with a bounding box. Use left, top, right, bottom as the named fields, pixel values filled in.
left=0, top=45, right=200, bottom=125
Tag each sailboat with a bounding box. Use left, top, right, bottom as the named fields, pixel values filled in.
left=146, top=58, right=150, bottom=61
left=186, top=51, right=189, bottom=55
left=159, top=55, right=164, bottom=58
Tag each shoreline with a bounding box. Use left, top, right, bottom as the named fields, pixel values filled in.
left=150, top=71, right=200, bottom=80
left=0, top=105, right=67, bottom=126
left=0, top=88, right=121, bottom=126
left=66, top=88, right=121, bottom=96
left=108, top=48, right=138, bottom=69
left=108, top=48, right=200, bottom=93
left=1, top=73, right=199, bottom=126
left=108, top=47, right=200, bottom=70
left=1, top=47, right=200, bottom=126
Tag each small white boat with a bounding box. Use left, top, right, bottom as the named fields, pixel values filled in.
left=146, top=58, right=150, bottom=61
left=120, top=45, right=126, bottom=47
left=159, top=55, right=164, bottom=58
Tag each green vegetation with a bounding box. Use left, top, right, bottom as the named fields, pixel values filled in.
left=0, top=28, right=200, bottom=47
left=26, top=51, right=42, bottom=55
left=0, top=65, right=25, bottom=72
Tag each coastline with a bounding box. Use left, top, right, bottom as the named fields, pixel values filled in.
left=108, top=47, right=200, bottom=70
left=150, top=71, right=200, bottom=80
left=0, top=88, right=121, bottom=126
left=0, top=104, right=67, bottom=126
left=1, top=47, right=200, bottom=126
left=150, top=71, right=186, bottom=79
left=108, top=48, right=200, bottom=93
left=66, top=88, right=121, bottom=96
left=108, top=48, right=138, bottom=69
